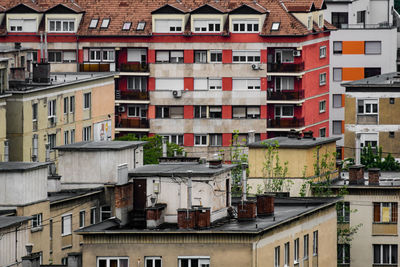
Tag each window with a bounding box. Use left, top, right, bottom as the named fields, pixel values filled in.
left=156, top=107, right=170, bottom=118
left=156, top=51, right=184, bottom=63
left=195, top=135, right=207, bottom=146
left=319, top=46, right=326, bottom=58
left=70, top=129, right=75, bottom=144
left=209, top=106, right=222, bottom=118
left=102, top=49, right=114, bottom=62
left=84, top=93, right=91, bottom=109
left=331, top=12, right=348, bottom=28
left=97, top=258, right=129, bottom=267
left=337, top=202, right=350, bottom=223
left=319, top=100, right=326, bottom=113
left=333, top=68, right=342, bottom=82
left=232, top=106, right=260, bottom=119
left=332, top=120, right=342, bottom=135
left=364, top=68, right=381, bottom=78
left=307, top=16, right=312, bottom=30
left=28, top=51, right=38, bottom=63
left=194, top=50, right=207, bottom=63
left=122, top=22, right=131, bottom=31
left=48, top=51, right=62, bottom=63
left=127, top=77, right=147, bottom=91
left=358, top=99, right=378, bottom=114
left=210, top=50, right=222, bottom=63
left=64, top=131, right=69, bottom=145
left=32, top=213, right=42, bottom=228
left=333, top=94, right=342, bottom=108
left=9, top=19, right=37, bottom=32
left=100, top=18, right=110, bottom=29
left=284, top=242, right=290, bottom=267
left=61, top=214, right=72, bottom=236
left=294, top=238, right=299, bottom=264
left=390, top=132, right=395, bottom=138
left=83, top=126, right=91, bottom=141
left=210, top=134, right=222, bottom=147
left=48, top=134, right=56, bottom=149
left=338, top=244, right=350, bottom=265
left=137, top=22, right=146, bottom=31
left=319, top=128, right=326, bottom=137
left=194, top=106, right=207, bottom=118
left=63, top=97, right=68, bottom=114
left=374, top=202, right=398, bottom=223
left=304, top=234, right=309, bottom=259
left=89, top=49, right=114, bottom=62
left=275, top=77, right=294, bottom=90
left=232, top=19, right=259, bottom=32
left=145, top=257, right=161, bottom=267
left=161, top=135, right=184, bottom=146
left=69, top=96, right=75, bottom=113
left=271, top=22, right=280, bottom=31
left=319, top=73, right=326, bottom=86
left=49, top=19, right=75, bottom=32
left=178, top=257, right=210, bottom=267
left=209, top=79, right=222, bottom=90
left=232, top=79, right=260, bottom=90
left=127, top=49, right=147, bottom=63
left=90, top=49, right=101, bottom=61
left=374, top=244, right=398, bottom=265
left=275, top=105, right=294, bottom=118
left=274, top=246, right=280, bottom=267
left=193, top=20, right=221, bottom=32
left=89, top=19, right=99, bottom=29
left=333, top=41, right=342, bottom=54
left=127, top=106, right=141, bottom=117
left=154, top=19, right=182, bottom=33
left=275, top=50, right=294, bottom=63
left=90, top=207, right=96, bottom=224
left=79, top=210, right=85, bottom=228
left=32, top=103, right=38, bottom=121
left=357, top=10, right=366, bottom=24
left=318, top=14, right=323, bottom=27
left=232, top=51, right=260, bottom=63
left=313, top=231, right=318, bottom=256
left=100, top=206, right=112, bottom=221
left=365, top=41, right=381, bottom=55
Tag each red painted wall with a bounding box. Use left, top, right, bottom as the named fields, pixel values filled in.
left=184, top=106, right=194, bottom=119
left=260, top=49, right=267, bottom=63
left=184, top=77, right=194, bottom=91
left=119, top=76, right=128, bottom=91
left=302, top=66, right=329, bottom=98
left=148, top=105, right=155, bottom=119
left=222, top=50, right=232, bottom=63
left=302, top=40, right=329, bottom=71
left=260, top=133, right=267, bottom=140
left=305, top=121, right=329, bottom=137
left=302, top=94, right=329, bottom=126
left=260, top=77, right=267, bottom=91
left=184, top=50, right=194, bottom=63
left=222, top=133, right=232, bottom=147
left=184, top=133, right=194, bottom=147
left=118, top=48, right=128, bottom=64
left=148, top=77, right=155, bottom=91
left=222, top=77, right=232, bottom=91
left=148, top=50, right=156, bottom=63
left=222, top=105, right=232, bottom=119
left=260, top=105, right=267, bottom=119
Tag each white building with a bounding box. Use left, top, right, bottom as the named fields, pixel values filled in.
left=324, top=0, right=397, bottom=157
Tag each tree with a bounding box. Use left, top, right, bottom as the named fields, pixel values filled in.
left=228, top=131, right=249, bottom=196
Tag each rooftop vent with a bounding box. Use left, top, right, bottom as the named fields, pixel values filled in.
left=303, top=131, right=314, bottom=139
left=288, top=129, right=301, bottom=139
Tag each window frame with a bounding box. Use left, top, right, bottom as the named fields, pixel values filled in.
left=177, top=256, right=210, bottom=267
left=313, top=231, right=318, bottom=256
left=90, top=207, right=96, bottom=225
left=89, top=19, right=99, bottom=29
left=61, top=214, right=72, bottom=236
left=79, top=210, right=85, bottom=229
left=193, top=19, right=221, bottom=33
left=319, top=127, right=326, bottom=138
left=155, top=50, right=184, bottom=63
left=358, top=99, right=378, bottom=115
left=210, top=50, right=222, bottom=63
left=100, top=18, right=110, bottom=29
left=194, top=50, right=207, bottom=63
left=304, top=234, right=309, bottom=259
left=31, top=213, right=42, bottom=229
left=209, top=134, right=222, bottom=147
left=333, top=41, right=343, bottom=54
left=373, top=244, right=398, bottom=265
left=97, top=257, right=129, bottom=267
left=208, top=106, right=222, bottom=119
left=48, top=19, right=75, bottom=33
left=319, top=100, right=326, bottom=113
left=274, top=246, right=280, bottom=267
left=194, top=134, right=208, bottom=146
left=337, top=201, right=350, bottom=223
left=83, top=126, right=92, bottom=141
left=294, top=238, right=300, bottom=264
left=48, top=51, right=62, bottom=63
left=274, top=105, right=294, bottom=118
left=144, top=257, right=162, bottom=267
left=365, top=41, right=382, bottom=55
left=232, top=50, right=261, bottom=63
left=127, top=105, right=142, bottom=118
left=338, top=244, right=350, bottom=264
left=284, top=242, right=290, bottom=267
left=373, top=202, right=398, bottom=223
left=232, top=19, right=259, bottom=33
left=154, top=19, right=183, bottom=33
left=319, top=46, right=326, bottom=58
left=83, top=92, right=91, bottom=110
left=100, top=206, right=112, bottom=222
left=319, top=73, right=327, bottom=86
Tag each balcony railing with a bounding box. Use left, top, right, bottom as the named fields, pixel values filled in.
left=268, top=90, right=305, bottom=101
left=268, top=117, right=305, bottom=128
left=267, top=62, right=305, bottom=72
left=116, top=118, right=149, bottom=129
left=357, top=114, right=378, bottom=125
left=79, top=63, right=110, bottom=72
left=116, top=90, right=149, bottom=100
left=119, top=62, right=149, bottom=72
left=333, top=23, right=394, bottom=29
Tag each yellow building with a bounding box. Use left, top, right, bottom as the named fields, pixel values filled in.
left=6, top=72, right=115, bottom=162
left=248, top=134, right=340, bottom=196
left=78, top=197, right=338, bottom=267
left=0, top=93, right=10, bottom=162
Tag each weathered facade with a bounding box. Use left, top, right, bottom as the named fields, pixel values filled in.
left=0, top=94, right=9, bottom=161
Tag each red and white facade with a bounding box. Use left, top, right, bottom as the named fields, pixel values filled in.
left=0, top=0, right=332, bottom=157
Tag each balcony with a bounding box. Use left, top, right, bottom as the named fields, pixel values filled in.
left=79, top=63, right=110, bottom=72
left=116, top=118, right=149, bottom=129
left=116, top=90, right=149, bottom=101
left=357, top=114, right=378, bottom=125
left=267, top=62, right=305, bottom=73
left=267, top=90, right=305, bottom=101
left=334, top=23, right=394, bottom=29
left=268, top=117, right=305, bottom=129
left=119, top=62, right=149, bottom=72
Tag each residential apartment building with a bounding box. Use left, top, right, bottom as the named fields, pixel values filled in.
left=331, top=167, right=400, bottom=267
left=323, top=0, right=397, bottom=157
left=5, top=72, right=115, bottom=162
left=343, top=73, right=400, bottom=162
left=0, top=0, right=333, bottom=158
left=0, top=93, right=9, bottom=161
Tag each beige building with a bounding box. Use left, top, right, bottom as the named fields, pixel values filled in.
left=0, top=93, right=9, bottom=161
left=6, top=72, right=115, bottom=162
left=343, top=72, right=400, bottom=163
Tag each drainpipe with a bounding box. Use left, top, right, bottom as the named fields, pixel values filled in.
left=76, top=36, right=80, bottom=72
left=40, top=32, right=44, bottom=63
left=44, top=32, right=48, bottom=63
left=187, top=170, right=192, bottom=210
left=242, top=163, right=248, bottom=201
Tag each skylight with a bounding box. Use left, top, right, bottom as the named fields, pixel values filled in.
left=101, top=18, right=110, bottom=29
left=271, top=22, right=280, bottom=31
left=137, top=22, right=146, bottom=31
left=122, top=22, right=131, bottom=31
left=89, top=19, right=98, bottom=29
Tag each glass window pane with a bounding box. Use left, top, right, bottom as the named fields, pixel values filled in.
left=99, top=260, right=107, bottom=267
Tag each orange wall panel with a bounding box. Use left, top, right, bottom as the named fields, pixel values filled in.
left=342, top=41, right=365, bottom=55
left=342, top=68, right=364, bottom=81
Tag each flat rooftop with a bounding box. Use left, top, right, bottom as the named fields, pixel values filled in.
left=248, top=136, right=340, bottom=149
left=332, top=171, right=400, bottom=187
left=0, top=162, right=49, bottom=172
left=343, top=72, right=400, bottom=89
left=48, top=188, right=103, bottom=204
left=77, top=197, right=338, bottom=234
left=0, top=215, right=32, bottom=229
left=129, top=163, right=237, bottom=177
left=0, top=46, right=32, bottom=53
left=56, top=141, right=147, bottom=151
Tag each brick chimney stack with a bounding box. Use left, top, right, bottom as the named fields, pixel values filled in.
left=348, top=165, right=365, bottom=185
left=368, top=168, right=380, bottom=185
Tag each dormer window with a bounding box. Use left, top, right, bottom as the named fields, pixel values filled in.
left=154, top=19, right=182, bottom=33
left=49, top=19, right=75, bottom=32
left=9, top=19, right=37, bottom=33
left=271, top=22, right=280, bottom=31
left=318, top=14, right=323, bottom=27
left=232, top=19, right=259, bottom=33
left=307, top=16, right=312, bottom=30
left=100, top=18, right=110, bottom=29
left=137, top=22, right=146, bottom=31
left=193, top=20, right=221, bottom=33
left=89, top=19, right=98, bottom=29
left=122, top=22, right=131, bottom=31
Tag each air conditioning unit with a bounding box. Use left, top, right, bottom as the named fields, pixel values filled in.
left=251, top=63, right=261, bottom=70
left=172, top=90, right=182, bottom=98
left=118, top=106, right=126, bottom=113
left=267, top=75, right=272, bottom=81
left=293, top=50, right=301, bottom=57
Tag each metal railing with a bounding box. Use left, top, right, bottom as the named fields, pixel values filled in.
left=267, top=90, right=305, bottom=101
left=119, top=62, right=149, bottom=72
left=116, top=118, right=149, bottom=129
left=333, top=23, right=394, bottom=29
left=267, top=62, right=305, bottom=72
left=116, top=90, right=149, bottom=100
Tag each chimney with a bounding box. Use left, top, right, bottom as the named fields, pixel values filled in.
left=368, top=168, right=380, bottom=185
left=177, top=208, right=196, bottom=229
left=114, top=164, right=132, bottom=226
left=67, top=252, right=82, bottom=267
left=146, top=203, right=167, bottom=229
left=195, top=207, right=210, bottom=229
left=248, top=130, right=255, bottom=144
left=237, top=201, right=257, bottom=221
left=256, top=194, right=274, bottom=217
left=348, top=165, right=365, bottom=185
left=22, top=245, right=40, bottom=267
left=47, top=175, right=61, bottom=193
left=303, top=131, right=314, bottom=139
left=187, top=170, right=193, bottom=209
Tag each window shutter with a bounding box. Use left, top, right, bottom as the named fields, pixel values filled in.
left=392, top=203, right=398, bottom=222
left=194, top=78, right=207, bottom=90
left=232, top=79, right=246, bottom=90
left=365, top=41, right=381, bottom=54
left=156, top=51, right=169, bottom=62
left=373, top=203, right=381, bottom=222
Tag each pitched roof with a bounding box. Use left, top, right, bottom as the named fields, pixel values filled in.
left=281, top=0, right=325, bottom=12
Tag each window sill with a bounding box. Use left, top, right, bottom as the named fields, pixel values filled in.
left=61, top=233, right=72, bottom=237
left=31, top=226, right=43, bottom=233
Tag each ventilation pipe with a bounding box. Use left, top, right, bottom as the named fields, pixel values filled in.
left=40, top=32, right=44, bottom=62
left=44, top=32, right=48, bottom=63
left=242, top=163, right=248, bottom=201
left=187, top=170, right=192, bottom=209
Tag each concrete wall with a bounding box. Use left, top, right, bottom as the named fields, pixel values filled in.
left=0, top=97, right=6, bottom=162
left=0, top=221, right=30, bottom=267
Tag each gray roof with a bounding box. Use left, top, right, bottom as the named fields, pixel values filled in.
left=48, top=188, right=103, bottom=204
left=0, top=162, right=49, bottom=172
left=332, top=171, right=400, bottom=188
left=248, top=136, right=341, bottom=149
left=56, top=141, right=146, bottom=151
left=0, top=216, right=32, bottom=229
left=129, top=163, right=237, bottom=178
left=342, top=72, right=400, bottom=89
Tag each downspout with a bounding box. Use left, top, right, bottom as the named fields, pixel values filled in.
left=76, top=35, right=80, bottom=72
left=133, top=147, right=136, bottom=169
